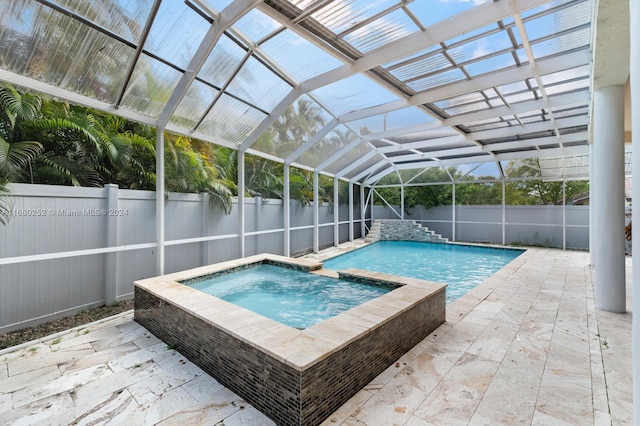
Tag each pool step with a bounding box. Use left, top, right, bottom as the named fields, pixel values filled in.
left=365, top=219, right=448, bottom=244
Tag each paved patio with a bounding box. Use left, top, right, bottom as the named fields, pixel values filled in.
left=0, top=246, right=633, bottom=425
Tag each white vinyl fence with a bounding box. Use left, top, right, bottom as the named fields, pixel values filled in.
left=1, top=183, right=590, bottom=333
left=372, top=204, right=589, bottom=250
left=0, top=183, right=359, bottom=333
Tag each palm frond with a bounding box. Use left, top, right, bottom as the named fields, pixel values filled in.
left=0, top=84, right=42, bottom=125
left=204, top=181, right=233, bottom=215
left=0, top=137, right=42, bottom=179
left=0, top=181, right=14, bottom=225
left=36, top=155, right=82, bottom=186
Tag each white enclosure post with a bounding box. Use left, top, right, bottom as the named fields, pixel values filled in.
left=630, top=0, right=640, bottom=420
left=238, top=151, right=246, bottom=258
left=593, top=85, right=626, bottom=312
left=333, top=176, right=339, bottom=247
left=313, top=171, right=319, bottom=253
left=348, top=182, right=354, bottom=241
left=562, top=179, right=566, bottom=251
left=452, top=183, right=456, bottom=242
left=502, top=180, right=506, bottom=245
left=360, top=185, right=366, bottom=237
left=284, top=163, right=290, bottom=257
left=371, top=187, right=374, bottom=223
left=200, top=192, right=209, bottom=265
left=589, top=142, right=595, bottom=265
left=400, top=185, right=405, bottom=220
left=105, top=184, right=119, bottom=302
left=155, top=127, right=165, bottom=275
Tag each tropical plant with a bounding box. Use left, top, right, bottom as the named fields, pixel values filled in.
left=0, top=83, right=45, bottom=183
left=0, top=83, right=46, bottom=223
left=0, top=83, right=236, bottom=219
left=164, top=134, right=233, bottom=214
left=0, top=181, right=12, bottom=225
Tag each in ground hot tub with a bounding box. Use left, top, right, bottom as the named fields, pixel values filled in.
left=134, top=254, right=446, bottom=426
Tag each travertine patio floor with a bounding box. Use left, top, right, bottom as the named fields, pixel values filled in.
left=0, top=245, right=633, bottom=425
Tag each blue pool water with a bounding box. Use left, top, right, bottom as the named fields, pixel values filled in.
left=187, top=264, right=393, bottom=329
left=323, top=241, right=523, bottom=302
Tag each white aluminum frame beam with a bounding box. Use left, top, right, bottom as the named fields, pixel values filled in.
left=382, top=131, right=589, bottom=163
left=315, top=139, right=363, bottom=172
left=297, top=0, right=552, bottom=93
left=442, top=91, right=590, bottom=128
left=240, top=88, right=303, bottom=151
left=154, top=0, right=261, bottom=268
left=345, top=89, right=587, bottom=147
left=335, top=151, right=379, bottom=179
left=355, top=118, right=588, bottom=184
left=313, top=171, right=320, bottom=252
left=339, top=50, right=592, bottom=123
left=363, top=145, right=588, bottom=185
left=631, top=1, right=640, bottom=422
left=352, top=162, right=391, bottom=183
left=468, top=115, right=589, bottom=140
left=245, top=0, right=552, bottom=162
left=348, top=181, right=354, bottom=241
left=157, top=0, right=263, bottom=128
left=0, top=69, right=156, bottom=127
left=286, top=119, right=338, bottom=164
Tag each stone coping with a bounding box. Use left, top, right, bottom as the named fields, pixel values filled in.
left=134, top=253, right=446, bottom=371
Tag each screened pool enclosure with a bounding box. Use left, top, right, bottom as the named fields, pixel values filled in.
left=2, top=0, right=640, bottom=417
left=0, top=0, right=638, bottom=387
left=0, top=0, right=595, bottom=262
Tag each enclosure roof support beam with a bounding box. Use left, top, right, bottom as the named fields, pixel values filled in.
left=338, top=49, right=591, bottom=123
left=467, top=115, right=589, bottom=140
left=359, top=144, right=589, bottom=185
left=441, top=91, right=590, bottom=128
left=335, top=150, right=379, bottom=179
left=0, top=69, right=156, bottom=126
left=395, top=145, right=588, bottom=170
left=297, top=0, right=551, bottom=93
left=366, top=166, right=406, bottom=186
left=352, top=90, right=585, bottom=148
left=315, top=138, right=362, bottom=172
left=376, top=135, right=468, bottom=153
left=379, top=131, right=589, bottom=162
left=286, top=118, right=338, bottom=165
left=157, top=0, right=263, bottom=129
left=240, top=88, right=303, bottom=152
left=114, top=0, right=162, bottom=108
left=352, top=163, right=389, bottom=184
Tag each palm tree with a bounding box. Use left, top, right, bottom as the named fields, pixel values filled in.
left=0, top=83, right=45, bottom=181
left=0, top=83, right=45, bottom=224
left=260, top=98, right=326, bottom=158
left=165, top=134, right=232, bottom=214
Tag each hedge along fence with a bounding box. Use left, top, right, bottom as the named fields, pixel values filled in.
left=0, top=183, right=360, bottom=333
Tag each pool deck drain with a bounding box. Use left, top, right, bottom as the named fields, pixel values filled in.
left=0, top=244, right=633, bottom=425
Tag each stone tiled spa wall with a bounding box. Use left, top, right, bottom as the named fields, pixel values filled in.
left=299, top=289, right=445, bottom=425
left=134, top=285, right=445, bottom=426
left=366, top=219, right=448, bottom=243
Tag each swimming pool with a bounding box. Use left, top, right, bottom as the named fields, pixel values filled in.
left=323, top=241, right=523, bottom=302
left=184, top=264, right=395, bottom=329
